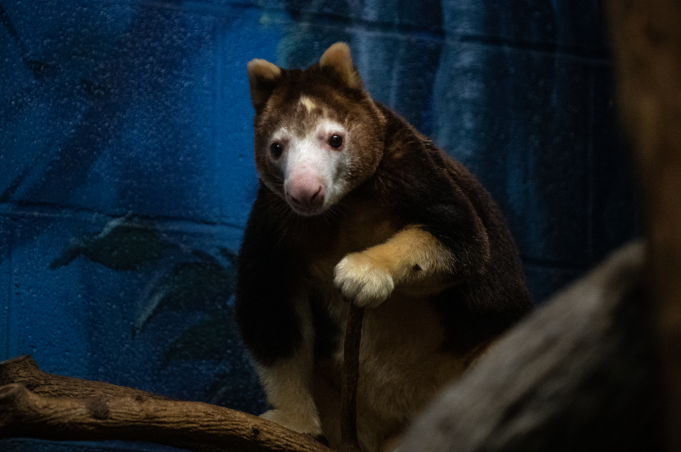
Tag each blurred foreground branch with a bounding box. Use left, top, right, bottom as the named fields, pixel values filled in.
left=401, top=241, right=661, bottom=451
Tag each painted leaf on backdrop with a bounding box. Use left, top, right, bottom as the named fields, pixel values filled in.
left=50, top=216, right=169, bottom=271
left=133, top=250, right=237, bottom=333
left=164, top=311, right=236, bottom=362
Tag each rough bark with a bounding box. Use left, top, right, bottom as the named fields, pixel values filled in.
left=400, top=242, right=662, bottom=452
left=0, top=355, right=171, bottom=401
left=0, top=356, right=333, bottom=452
left=604, top=1, right=681, bottom=450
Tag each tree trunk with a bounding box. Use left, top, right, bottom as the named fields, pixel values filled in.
left=604, top=1, right=681, bottom=449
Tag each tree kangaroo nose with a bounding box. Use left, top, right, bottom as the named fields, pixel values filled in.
left=286, top=174, right=326, bottom=213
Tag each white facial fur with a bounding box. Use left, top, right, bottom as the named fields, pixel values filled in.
left=264, top=117, right=353, bottom=216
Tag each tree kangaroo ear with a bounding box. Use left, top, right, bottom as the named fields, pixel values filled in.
left=247, top=59, right=284, bottom=111
left=319, top=42, right=363, bottom=90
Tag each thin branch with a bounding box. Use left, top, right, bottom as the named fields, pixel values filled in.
left=339, top=304, right=365, bottom=452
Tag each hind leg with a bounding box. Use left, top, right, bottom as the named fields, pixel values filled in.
left=252, top=295, right=322, bottom=436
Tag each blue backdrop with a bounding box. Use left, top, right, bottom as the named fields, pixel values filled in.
left=0, top=1, right=636, bottom=451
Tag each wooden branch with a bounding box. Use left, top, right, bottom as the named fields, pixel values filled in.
left=603, top=1, right=681, bottom=450
left=0, top=356, right=334, bottom=452
left=0, top=355, right=170, bottom=400
left=339, top=304, right=364, bottom=452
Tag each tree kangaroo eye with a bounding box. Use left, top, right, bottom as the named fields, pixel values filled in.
left=270, top=142, right=283, bottom=158
left=329, top=135, right=343, bottom=149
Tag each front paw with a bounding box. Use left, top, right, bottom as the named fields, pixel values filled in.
left=260, top=409, right=323, bottom=436
left=334, top=253, right=394, bottom=308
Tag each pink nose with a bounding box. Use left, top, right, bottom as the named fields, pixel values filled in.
left=286, top=175, right=326, bottom=214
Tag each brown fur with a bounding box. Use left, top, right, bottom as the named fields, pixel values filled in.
left=319, top=42, right=363, bottom=90
left=235, top=42, right=533, bottom=451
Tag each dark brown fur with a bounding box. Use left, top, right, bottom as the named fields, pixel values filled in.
left=236, top=43, right=532, bottom=451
